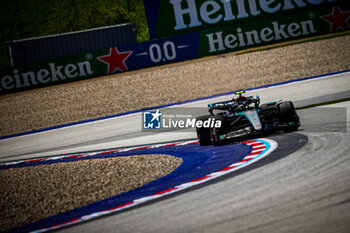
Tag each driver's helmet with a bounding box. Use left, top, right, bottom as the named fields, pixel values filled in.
left=235, top=95, right=247, bottom=103
left=234, top=91, right=246, bottom=103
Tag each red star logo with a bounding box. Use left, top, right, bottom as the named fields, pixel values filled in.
left=97, top=47, right=132, bottom=74
left=321, top=6, right=350, bottom=32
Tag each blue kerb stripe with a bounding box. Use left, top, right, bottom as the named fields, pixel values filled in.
left=233, top=139, right=271, bottom=169
left=1, top=69, right=349, bottom=140
left=255, top=139, right=271, bottom=156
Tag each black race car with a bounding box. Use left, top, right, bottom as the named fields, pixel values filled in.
left=196, top=91, right=300, bottom=146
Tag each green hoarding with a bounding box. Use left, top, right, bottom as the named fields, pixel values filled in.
left=0, top=54, right=98, bottom=95
left=198, top=4, right=346, bottom=56
left=0, top=33, right=201, bottom=94
left=144, top=0, right=344, bottom=39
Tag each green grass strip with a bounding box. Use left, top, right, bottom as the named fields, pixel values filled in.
left=296, top=98, right=350, bottom=110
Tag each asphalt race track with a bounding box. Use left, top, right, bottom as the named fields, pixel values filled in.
left=58, top=105, right=350, bottom=233
left=1, top=71, right=350, bottom=232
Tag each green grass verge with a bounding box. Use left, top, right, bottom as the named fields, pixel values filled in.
left=296, top=97, right=350, bottom=110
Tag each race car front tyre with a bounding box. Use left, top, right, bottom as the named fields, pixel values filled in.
left=210, top=127, right=222, bottom=146
left=196, top=115, right=212, bottom=146
left=198, top=127, right=211, bottom=146
left=278, top=101, right=300, bottom=132
left=210, top=115, right=225, bottom=146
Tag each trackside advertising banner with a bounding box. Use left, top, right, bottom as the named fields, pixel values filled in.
left=0, top=33, right=199, bottom=94
left=143, top=0, right=346, bottom=39
left=1, top=2, right=349, bottom=94
left=198, top=3, right=350, bottom=56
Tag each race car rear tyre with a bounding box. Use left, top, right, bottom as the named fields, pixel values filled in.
left=278, top=101, right=300, bottom=132
left=196, top=115, right=212, bottom=146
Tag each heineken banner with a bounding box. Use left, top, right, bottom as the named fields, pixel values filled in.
left=143, top=0, right=345, bottom=39
left=1, top=3, right=349, bottom=94
left=0, top=33, right=199, bottom=94
left=198, top=3, right=350, bottom=56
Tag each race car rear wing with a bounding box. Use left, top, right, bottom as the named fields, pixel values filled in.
left=208, top=100, right=236, bottom=111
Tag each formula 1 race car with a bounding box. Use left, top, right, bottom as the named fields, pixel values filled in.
left=196, top=91, right=300, bottom=146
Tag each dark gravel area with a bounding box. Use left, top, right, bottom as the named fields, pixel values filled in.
left=0, top=154, right=183, bottom=231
